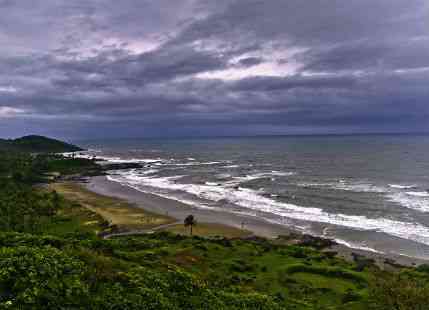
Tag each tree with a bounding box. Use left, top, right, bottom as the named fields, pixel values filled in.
left=184, top=215, right=196, bottom=236
left=368, top=273, right=429, bottom=310
left=51, top=190, right=61, bottom=213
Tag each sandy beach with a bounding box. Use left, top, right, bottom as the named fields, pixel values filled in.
left=84, top=175, right=429, bottom=268
left=86, top=175, right=294, bottom=238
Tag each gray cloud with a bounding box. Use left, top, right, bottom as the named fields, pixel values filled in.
left=300, top=38, right=429, bottom=72
left=0, top=0, right=428, bottom=138
left=231, top=75, right=357, bottom=92
left=237, top=57, right=264, bottom=67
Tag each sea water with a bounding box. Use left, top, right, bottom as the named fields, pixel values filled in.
left=72, top=134, right=429, bottom=258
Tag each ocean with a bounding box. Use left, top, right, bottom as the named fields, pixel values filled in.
left=73, top=134, right=429, bottom=259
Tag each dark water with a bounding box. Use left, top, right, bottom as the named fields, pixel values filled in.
left=73, top=135, right=429, bottom=258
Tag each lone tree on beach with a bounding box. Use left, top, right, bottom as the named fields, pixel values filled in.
left=184, top=215, right=196, bottom=236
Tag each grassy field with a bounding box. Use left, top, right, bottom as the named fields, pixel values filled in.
left=42, top=200, right=106, bottom=236
left=48, top=182, right=175, bottom=232
left=161, top=222, right=252, bottom=238
left=101, top=233, right=376, bottom=309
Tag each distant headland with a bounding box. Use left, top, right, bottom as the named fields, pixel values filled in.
left=0, top=135, right=82, bottom=153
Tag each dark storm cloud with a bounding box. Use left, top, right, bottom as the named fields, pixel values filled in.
left=231, top=75, right=357, bottom=92
left=0, top=0, right=428, bottom=138
left=300, top=38, right=429, bottom=72
left=237, top=57, right=264, bottom=67
left=51, top=45, right=227, bottom=89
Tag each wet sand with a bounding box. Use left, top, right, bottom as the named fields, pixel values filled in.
left=86, top=176, right=295, bottom=238
left=85, top=175, right=429, bottom=267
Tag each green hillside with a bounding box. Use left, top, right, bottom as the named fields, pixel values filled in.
left=0, top=135, right=82, bottom=153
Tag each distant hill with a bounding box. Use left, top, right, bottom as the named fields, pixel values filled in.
left=0, top=135, right=83, bottom=153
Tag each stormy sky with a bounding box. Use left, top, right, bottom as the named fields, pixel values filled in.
left=0, top=0, right=428, bottom=139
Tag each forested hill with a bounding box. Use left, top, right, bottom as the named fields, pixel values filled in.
left=0, top=135, right=82, bottom=153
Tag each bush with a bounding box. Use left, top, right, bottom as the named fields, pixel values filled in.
left=0, top=245, right=89, bottom=309
left=217, top=291, right=283, bottom=310
left=287, top=246, right=309, bottom=258
left=282, top=264, right=367, bottom=284
left=416, top=264, right=429, bottom=274
left=229, top=260, right=255, bottom=273
left=368, top=273, right=429, bottom=310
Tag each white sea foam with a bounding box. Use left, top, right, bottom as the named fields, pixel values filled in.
left=169, top=161, right=223, bottom=166
left=62, top=151, right=163, bottom=164
left=137, top=169, right=159, bottom=175
left=336, top=183, right=386, bottom=193
left=388, top=192, right=429, bottom=212
left=298, top=182, right=386, bottom=193
left=333, top=239, right=383, bottom=254
left=270, top=171, right=297, bottom=176
left=216, top=173, right=232, bottom=179
left=406, top=191, right=429, bottom=197
left=108, top=170, right=429, bottom=246
left=298, top=182, right=334, bottom=187
left=107, top=175, right=216, bottom=211
left=101, top=157, right=163, bottom=164
left=389, top=184, right=417, bottom=189
left=205, top=182, right=221, bottom=186
left=233, top=171, right=295, bottom=183
left=61, top=152, right=94, bottom=160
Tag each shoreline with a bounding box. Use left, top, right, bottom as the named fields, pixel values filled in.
left=85, top=176, right=296, bottom=238
left=84, top=175, right=429, bottom=268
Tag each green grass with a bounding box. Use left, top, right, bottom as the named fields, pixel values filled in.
left=293, top=272, right=356, bottom=291
left=49, top=182, right=175, bottom=231
left=162, top=223, right=252, bottom=238
left=283, top=264, right=368, bottom=285
left=103, top=235, right=372, bottom=309
left=42, top=202, right=106, bottom=236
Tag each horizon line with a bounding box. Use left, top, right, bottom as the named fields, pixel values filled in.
left=71, top=131, right=429, bottom=142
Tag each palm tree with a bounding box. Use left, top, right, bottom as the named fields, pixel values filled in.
left=184, top=214, right=196, bottom=236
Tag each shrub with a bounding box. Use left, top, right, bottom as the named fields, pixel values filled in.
left=416, top=264, right=429, bottom=274
left=0, top=246, right=89, bottom=308
left=368, top=273, right=429, bottom=310
left=282, top=264, right=367, bottom=284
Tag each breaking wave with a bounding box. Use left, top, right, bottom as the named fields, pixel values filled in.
left=107, top=169, right=429, bottom=246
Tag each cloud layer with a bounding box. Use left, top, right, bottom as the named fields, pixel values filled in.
left=0, top=0, right=428, bottom=138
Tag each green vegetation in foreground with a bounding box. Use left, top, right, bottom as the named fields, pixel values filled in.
left=0, top=137, right=429, bottom=309
left=164, top=222, right=252, bottom=238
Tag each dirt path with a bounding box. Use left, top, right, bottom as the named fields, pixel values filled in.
left=102, top=222, right=182, bottom=239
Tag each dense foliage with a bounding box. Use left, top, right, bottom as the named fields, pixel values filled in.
left=0, top=233, right=284, bottom=309
left=0, top=139, right=429, bottom=309
left=0, top=181, right=58, bottom=233
left=0, top=152, right=101, bottom=184
left=0, top=135, right=81, bottom=153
